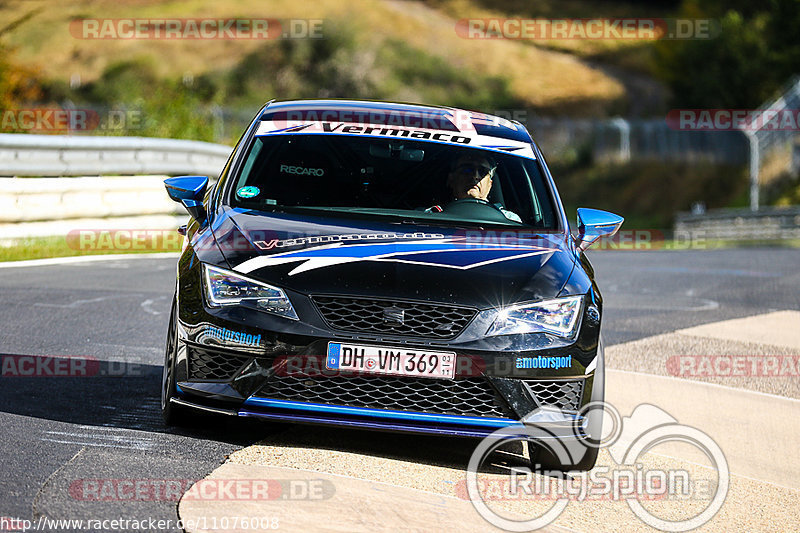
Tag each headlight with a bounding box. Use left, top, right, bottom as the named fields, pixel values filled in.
left=203, top=264, right=298, bottom=320
left=487, top=296, right=583, bottom=337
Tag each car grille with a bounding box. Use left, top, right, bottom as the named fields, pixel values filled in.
left=522, top=379, right=585, bottom=412
left=312, top=296, right=476, bottom=339
left=188, top=346, right=252, bottom=381
left=257, top=375, right=513, bottom=418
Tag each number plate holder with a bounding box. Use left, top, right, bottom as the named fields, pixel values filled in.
left=326, top=342, right=456, bottom=379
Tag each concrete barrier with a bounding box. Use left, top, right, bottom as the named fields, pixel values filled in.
left=675, top=206, right=800, bottom=241
left=0, top=175, right=184, bottom=223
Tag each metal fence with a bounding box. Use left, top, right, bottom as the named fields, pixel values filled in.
left=526, top=117, right=750, bottom=165
left=529, top=77, right=800, bottom=211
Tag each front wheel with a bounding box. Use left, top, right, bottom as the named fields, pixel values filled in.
left=161, top=295, right=187, bottom=426
left=531, top=340, right=605, bottom=473
left=530, top=439, right=599, bottom=473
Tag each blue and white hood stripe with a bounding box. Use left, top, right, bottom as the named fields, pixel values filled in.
left=234, top=238, right=558, bottom=276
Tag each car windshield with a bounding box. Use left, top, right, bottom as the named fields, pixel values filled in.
left=228, top=133, right=558, bottom=229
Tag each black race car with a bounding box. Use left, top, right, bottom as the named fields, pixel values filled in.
left=161, top=99, right=622, bottom=470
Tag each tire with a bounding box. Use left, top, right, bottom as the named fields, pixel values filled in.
left=161, top=295, right=188, bottom=426
left=530, top=440, right=599, bottom=473
left=529, top=337, right=605, bottom=473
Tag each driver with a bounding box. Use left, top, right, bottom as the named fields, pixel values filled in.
left=446, top=154, right=522, bottom=222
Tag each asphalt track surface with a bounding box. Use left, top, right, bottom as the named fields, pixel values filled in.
left=0, top=248, right=797, bottom=531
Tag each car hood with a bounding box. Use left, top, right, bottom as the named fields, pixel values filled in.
left=210, top=207, right=576, bottom=308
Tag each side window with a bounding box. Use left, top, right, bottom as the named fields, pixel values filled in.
left=235, top=138, right=264, bottom=192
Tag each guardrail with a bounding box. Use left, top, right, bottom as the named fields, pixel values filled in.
left=675, top=207, right=800, bottom=241
left=0, top=134, right=232, bottom=177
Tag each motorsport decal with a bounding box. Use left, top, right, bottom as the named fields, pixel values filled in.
left=204, top=326, right=262, bottom=347
left=235, top=237, right=558, bottom=276
left=516, top=355, right=572, bottom=369
left=254, top=120, right=537, bottom=159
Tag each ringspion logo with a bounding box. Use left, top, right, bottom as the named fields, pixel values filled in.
left=466, top=403, right=729, bottom=531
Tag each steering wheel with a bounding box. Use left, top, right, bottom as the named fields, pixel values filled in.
left=441, top=198, right=512, bottom=223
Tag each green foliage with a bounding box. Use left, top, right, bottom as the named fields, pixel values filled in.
left=423, top=0, right=680, bottom=19
left=224, top=24, right=522, bottom=111
left=225, top=25, right=379, bottom=103
left=30, top=19, right=525, bottom=142
left=51, top=58, right=221, bottom=141
left=0, top=41, right=43, bottom=113
left=655, top=0, right=800, bottom=108
left=552, top=158, right=748, bottom=228
left=83, top=57, right=161, bottom=103
left=376, top=39, right=521, bottom=110
left=764, top=0, right=800, bottom=84
left=766, top=170, right=800, bottom=206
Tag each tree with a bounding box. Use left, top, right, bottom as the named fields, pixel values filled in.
left=655, top=0, right=800, bottom=108
left=0, top=42, right=42, bottom=112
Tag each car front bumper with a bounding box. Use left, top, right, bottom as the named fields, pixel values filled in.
left=172, top=257, right=603, bottom=438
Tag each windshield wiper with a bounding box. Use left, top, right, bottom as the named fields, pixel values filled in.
left=395, top=218, right=484, bottom=231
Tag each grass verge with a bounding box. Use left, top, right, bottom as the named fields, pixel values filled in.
left=0, top=236, right=179, bottom=262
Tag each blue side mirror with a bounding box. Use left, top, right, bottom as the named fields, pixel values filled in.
left=575, top=208, right=624, bottom=252
left=165, top=175, right=209, bottom=224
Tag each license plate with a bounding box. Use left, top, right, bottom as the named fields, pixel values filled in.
left=326, top=342, right=455, bottom=379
